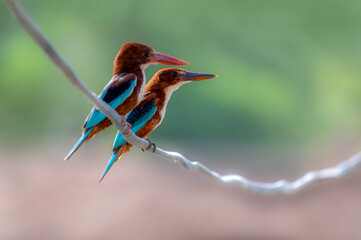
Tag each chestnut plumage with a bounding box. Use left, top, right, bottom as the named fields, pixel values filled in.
left=65, top=43, right=188, bottom=161
left=99, top=68, right=217, bottom=182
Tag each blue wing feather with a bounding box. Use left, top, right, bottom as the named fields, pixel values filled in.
left=99, top=148, right=120, bottom=182
left=98, top=73, right=126, bottom=100
left=100, top=97, right=157, bottom=182
left=64, top=128, right=91, bottom=160
left=112, top=99, right=157, bottom=151
left=84, top=74, right=136, bottom=130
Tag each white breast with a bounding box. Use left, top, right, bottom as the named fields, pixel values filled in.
left=159, top=81, right=189, bottom=119
left=137, top=80, right=146, bottom=103
left=138, top=63, right=149, bottom=103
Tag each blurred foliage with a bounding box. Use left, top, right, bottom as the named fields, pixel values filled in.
left=1, top=0, right=361, bottom=147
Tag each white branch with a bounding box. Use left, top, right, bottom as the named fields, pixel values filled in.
left=6, top=0, right=361, bottom=194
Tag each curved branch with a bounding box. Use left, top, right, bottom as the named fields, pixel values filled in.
left=6, top=0, right=361, bottom=194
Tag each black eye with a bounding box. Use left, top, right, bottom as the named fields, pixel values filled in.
left=144, top=51, right=149, bottom=57
left=171, top=72, right=178, bottom=77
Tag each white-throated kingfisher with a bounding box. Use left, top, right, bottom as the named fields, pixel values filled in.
left=65, top=43, right=188, bottom=160
left=99, top=68, right=217, bottom=182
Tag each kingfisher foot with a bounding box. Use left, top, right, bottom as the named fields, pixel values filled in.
left=142, top=139, right=156, bottom=153
left=122, top=117, right=132, bottom=134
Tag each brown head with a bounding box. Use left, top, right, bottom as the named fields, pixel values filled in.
left=145, top=68, right=217, bottom=94
left=113, top=43, right=189, bottom=75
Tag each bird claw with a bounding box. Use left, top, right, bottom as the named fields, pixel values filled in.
left=142, top=139, right=156, bottom=153
left=122, top=118, right=132, bottom=134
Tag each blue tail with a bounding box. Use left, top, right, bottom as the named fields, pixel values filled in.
left=99, top=149, right=120, bottom=183
left=64, top=129, right=91, bottom=161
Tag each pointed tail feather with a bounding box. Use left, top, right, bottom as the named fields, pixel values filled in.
left=64, top=129, right=91, bottom=161
left=99, top=149, right=120, bottom=183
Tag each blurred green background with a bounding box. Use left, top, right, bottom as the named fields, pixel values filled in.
left=1, top=0, right=361, bottom=148
left=2, top=1, right=361, bottom=239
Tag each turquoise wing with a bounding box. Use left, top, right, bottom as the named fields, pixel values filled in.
left=83, top=73, right=136, bottom=130
left=99, top=96, right=157, bottom=182
left=112, top=98, right=157, bottom=151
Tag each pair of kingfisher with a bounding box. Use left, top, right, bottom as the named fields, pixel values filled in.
left=65, top=42, right=217, bottom=182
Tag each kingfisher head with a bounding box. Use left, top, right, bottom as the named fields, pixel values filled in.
left=145, top=68, right=217, bottom=94
left=113, top=43, right=188, bottom=74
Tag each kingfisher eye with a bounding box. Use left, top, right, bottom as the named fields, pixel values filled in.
left=144, top=51, right=149, bottom=57
left=171, top=72, right=178, bottom=77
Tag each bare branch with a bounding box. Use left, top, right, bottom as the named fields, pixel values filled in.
left=6, top=0, right=361, bottom=194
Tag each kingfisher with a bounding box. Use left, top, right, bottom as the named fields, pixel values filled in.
left=99, top=68, right=217, bottom=182
left=64, top=43, right=188, bottom=160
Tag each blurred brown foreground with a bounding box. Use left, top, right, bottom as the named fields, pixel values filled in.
left=1, top=142, right=361, bottom=240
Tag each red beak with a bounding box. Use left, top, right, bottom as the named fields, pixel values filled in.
left=151, top=52, right=189, bottom=66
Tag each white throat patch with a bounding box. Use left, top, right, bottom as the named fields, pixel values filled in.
left=159, top=81, right=189, bottom=118
left=138, top=63, right=150, bottom=102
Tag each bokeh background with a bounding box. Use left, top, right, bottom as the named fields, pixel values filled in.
left=1, top=0, right=361, bottom=239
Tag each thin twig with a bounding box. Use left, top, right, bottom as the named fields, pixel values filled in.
left=6, top=0, right=361, bottom=193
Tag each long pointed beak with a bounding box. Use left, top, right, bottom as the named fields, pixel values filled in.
left=181, top=71, right=218, bottom=81
left=151, top=52, right=189, bottom=66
